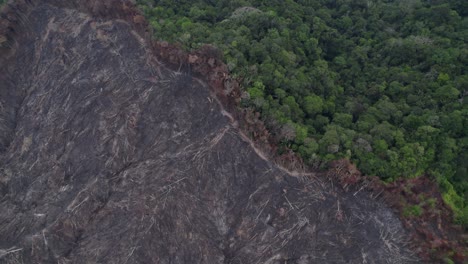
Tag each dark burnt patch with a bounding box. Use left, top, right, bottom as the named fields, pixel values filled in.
left=0, top=1, right=419, bottom=264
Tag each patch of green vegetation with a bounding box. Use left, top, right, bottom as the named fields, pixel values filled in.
left=426, top=198, right=437, bottom=209
left=443, top=257, right=455, bottom=264
left=403, top=205, right=424, bottom=217
left=137, top=0, right=467, bottom=226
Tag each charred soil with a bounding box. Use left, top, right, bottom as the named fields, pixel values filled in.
left=0, top=0, right=451, bottom=263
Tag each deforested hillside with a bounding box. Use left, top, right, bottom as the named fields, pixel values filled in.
left=0, top=1, right=420, bottom=263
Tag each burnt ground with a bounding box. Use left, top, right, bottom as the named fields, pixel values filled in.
left=0, top=1, right=419, bottom=263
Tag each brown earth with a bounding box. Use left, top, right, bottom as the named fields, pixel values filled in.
left=0, top=0, right=442, bottom=263
left=324, top=159, right=468, bottom=263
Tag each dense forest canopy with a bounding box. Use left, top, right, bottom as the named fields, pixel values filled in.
left=136, top=0, right=467, bottom=225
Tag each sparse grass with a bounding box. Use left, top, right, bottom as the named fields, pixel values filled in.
left=403, top=205, right=423, bottom=218
left=426, top=198, right=437, bottom=209
left=443, top=257, right=455, bottom=264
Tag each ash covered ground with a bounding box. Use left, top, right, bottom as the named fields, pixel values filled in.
left=0, top=1, right=417, bottom=263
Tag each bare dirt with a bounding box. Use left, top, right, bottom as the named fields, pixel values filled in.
left=0, top=1, right=419, bottom=263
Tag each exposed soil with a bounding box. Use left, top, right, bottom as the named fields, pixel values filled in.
left=381, top=177, right=467, bottom=262
left=0, top=0, right=438, bottom=263
left=325, top=160, right=468, bottom=263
